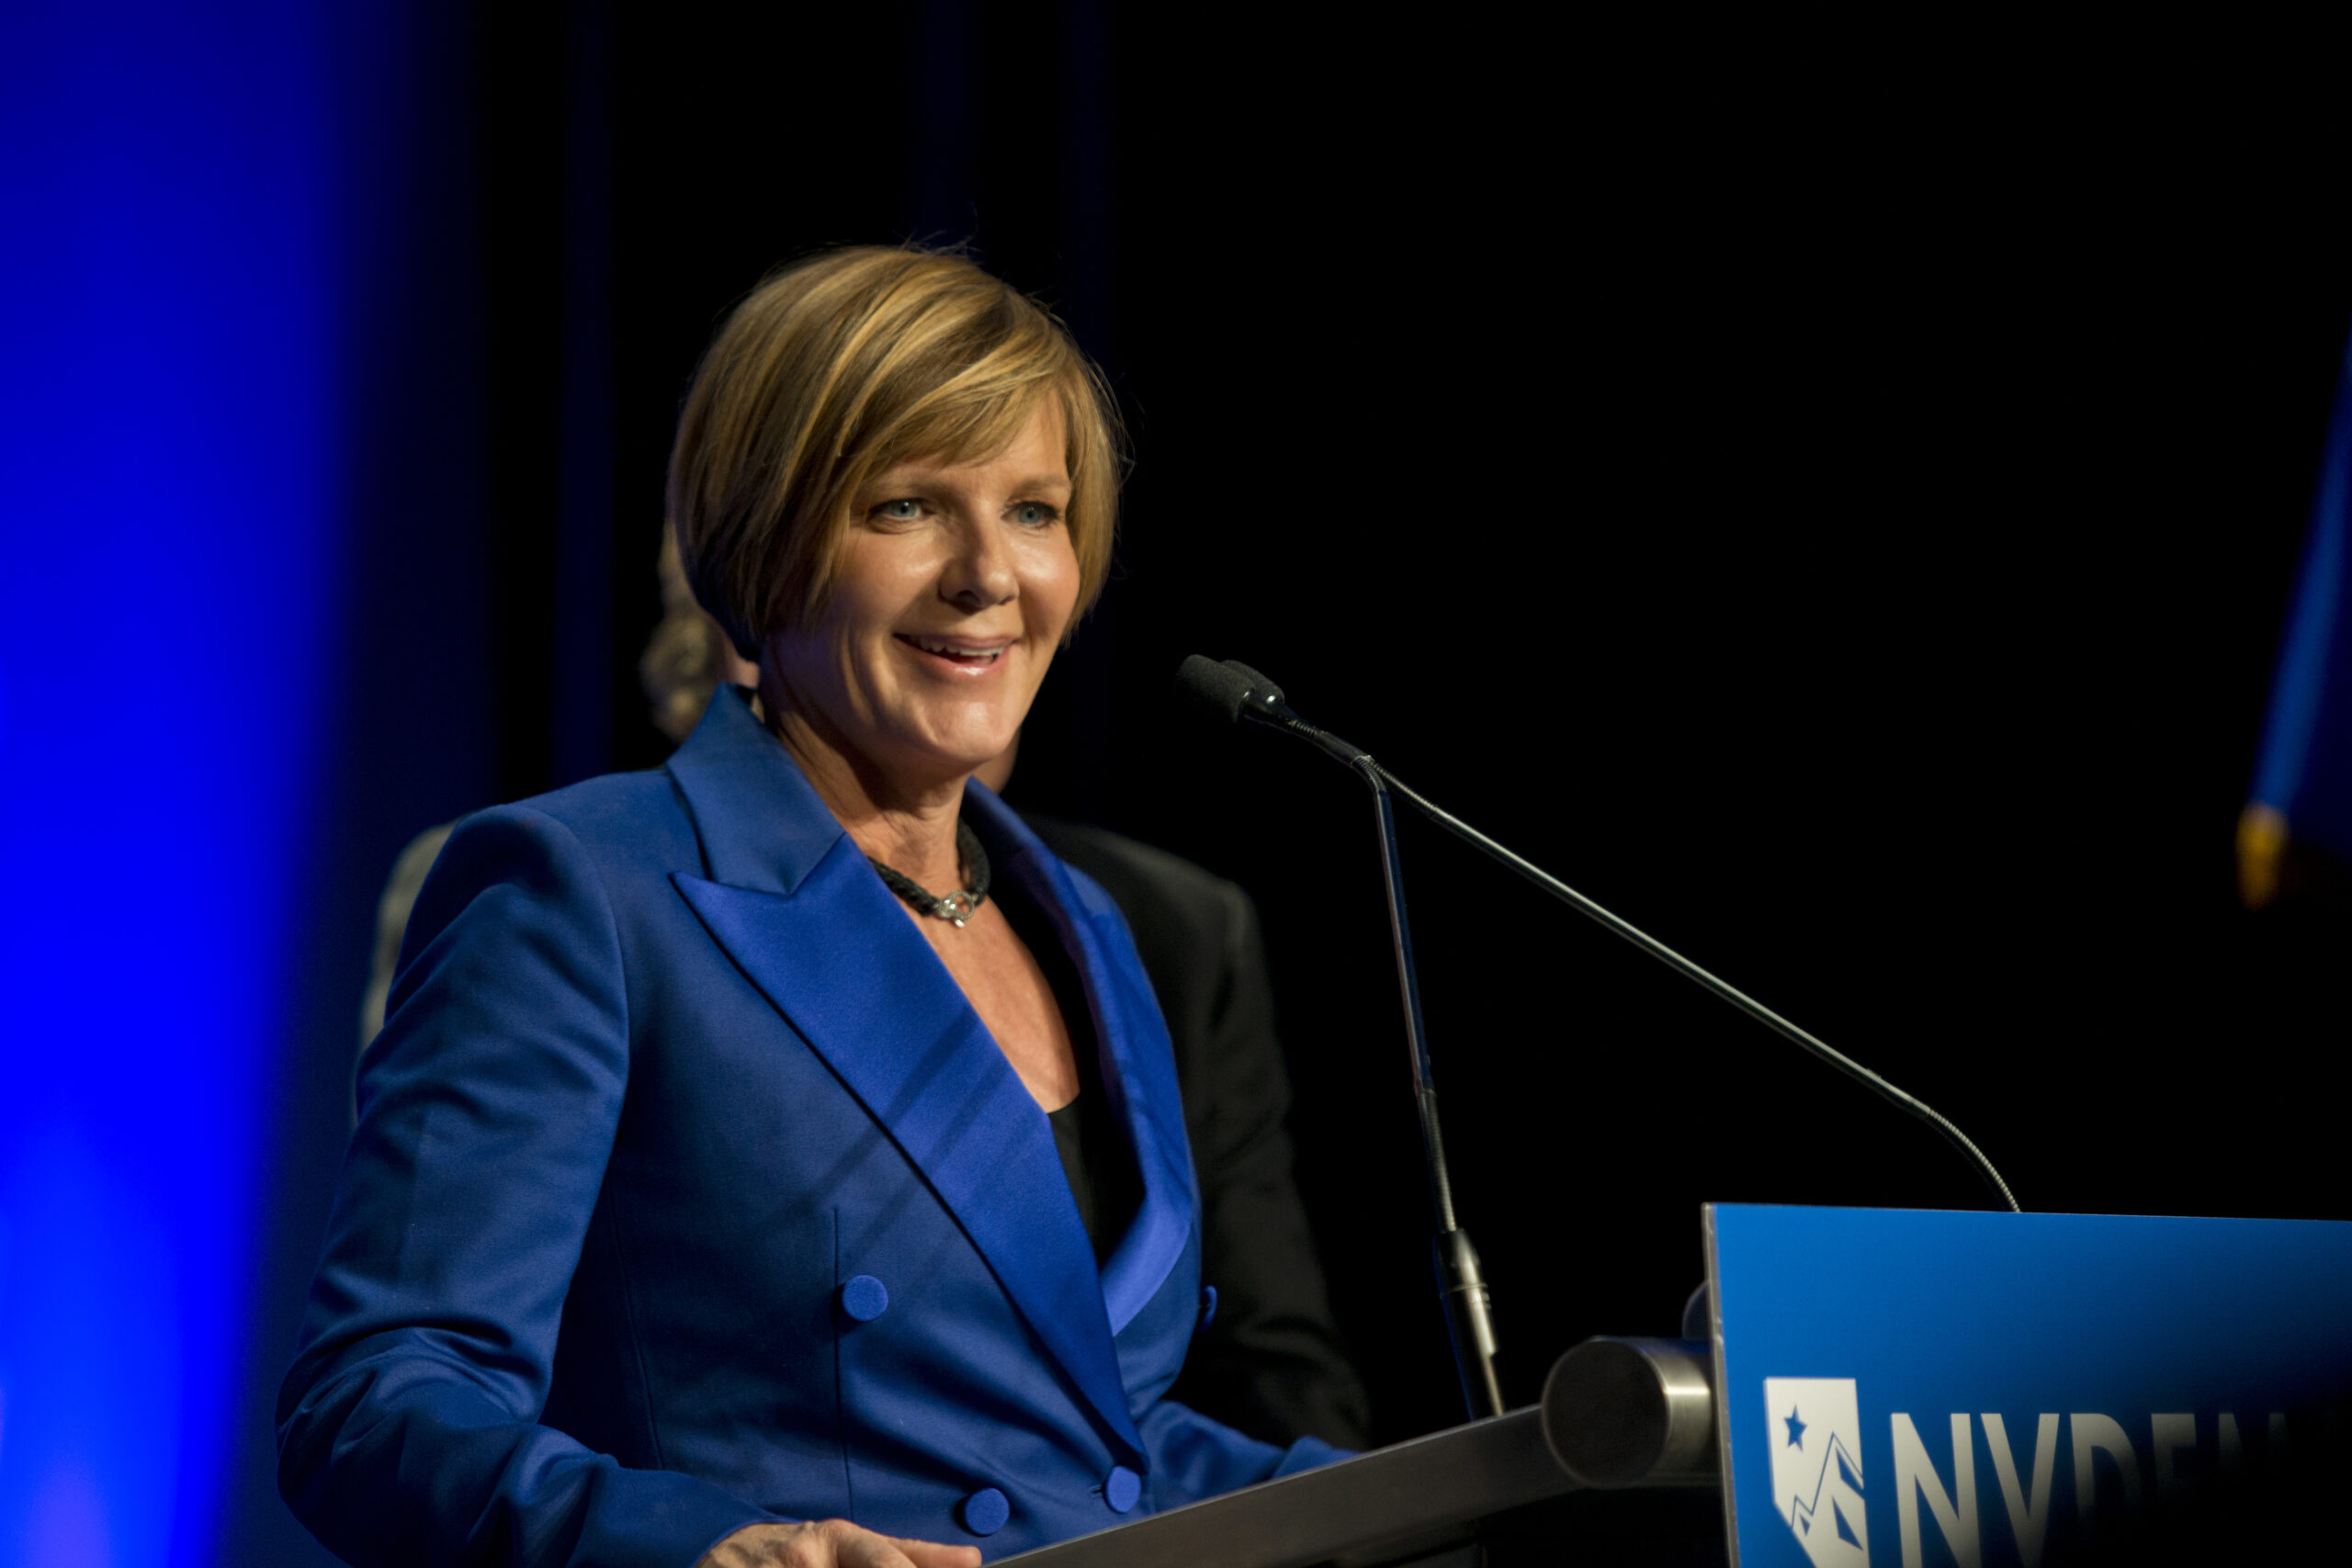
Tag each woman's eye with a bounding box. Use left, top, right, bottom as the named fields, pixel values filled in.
left=875, top=498, right=923, bottom=522
left=1011, top=502, right=1060, bottom=527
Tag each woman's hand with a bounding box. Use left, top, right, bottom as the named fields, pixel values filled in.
left=695, top=1519, right=983, bottom=1568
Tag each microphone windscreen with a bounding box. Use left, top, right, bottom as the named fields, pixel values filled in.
left=1173, top=655, right=1255, bottom=724
left=1220, top=661, right=1284, bottom=706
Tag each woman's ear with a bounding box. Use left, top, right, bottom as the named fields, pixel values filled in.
left=719, top=631, right=760, bottom=690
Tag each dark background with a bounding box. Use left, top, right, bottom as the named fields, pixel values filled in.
left=237, top=7, right=2351, bottom=1560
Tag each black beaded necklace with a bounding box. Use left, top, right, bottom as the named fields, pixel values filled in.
left=868, top=821, right=991, bottom=929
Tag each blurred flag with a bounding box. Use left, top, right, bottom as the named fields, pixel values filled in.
left=2241, top=332, right=2352, bottom=907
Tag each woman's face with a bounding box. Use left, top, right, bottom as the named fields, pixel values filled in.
left=764, top=400, right=1080, bottom=795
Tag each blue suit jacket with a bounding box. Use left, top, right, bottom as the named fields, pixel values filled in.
left=278, top=688, right=1338, bottom=1567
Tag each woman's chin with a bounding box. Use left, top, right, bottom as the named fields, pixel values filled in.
left=882, top=728, right=1014, bottom=787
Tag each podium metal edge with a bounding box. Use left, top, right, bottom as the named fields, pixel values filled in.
left=991, top=1407, right=1577, bottom=1568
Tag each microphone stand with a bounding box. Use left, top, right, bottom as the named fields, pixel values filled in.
left=1180, top=649, right=2020, bottom=1426
left=1246, top=705, right=1507, bottom=1421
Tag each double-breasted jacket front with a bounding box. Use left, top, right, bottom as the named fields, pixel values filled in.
left=278, top=688, right=1336, bottom=1568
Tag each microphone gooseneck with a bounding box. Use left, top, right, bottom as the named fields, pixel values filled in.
left=1175, top=654, right=2023, bottom=1219
left=1368, top=764, right=2021, bottom=1214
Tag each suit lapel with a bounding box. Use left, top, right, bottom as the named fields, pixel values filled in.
left=965, top=787, right=1197, bottom=1335
left=664, top=693, right=1146, bottom=1461
left=662, top=686, right=842, bottom=896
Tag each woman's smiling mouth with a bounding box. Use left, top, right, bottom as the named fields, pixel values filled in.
left=896, top=632, right=1008, bottom=668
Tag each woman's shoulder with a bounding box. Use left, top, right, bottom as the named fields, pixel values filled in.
left=430, top=767, right=706, bottom=903
left=520, top=766, right=701, bottom=855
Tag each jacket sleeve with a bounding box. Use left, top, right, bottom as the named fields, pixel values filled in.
left=277, top=806, right=770, bottom=1568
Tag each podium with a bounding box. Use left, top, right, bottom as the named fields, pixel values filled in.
left=995, top=1404, right=1575, bottom=1567
left=1001, top=1205, right=2352, bottom=1567
left=999, top=1337, right=1724, bottom=1566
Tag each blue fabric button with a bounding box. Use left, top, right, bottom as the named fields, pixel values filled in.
left=1105, top=1464, right=1142, bottom=1513
left=1198, top=1284, right=1218, bottom=1331
left=960, top=1486, right=1010, bottom=1536
left=838, top=1274, right=888, bottom=1323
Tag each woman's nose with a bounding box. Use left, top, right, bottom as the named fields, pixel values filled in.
left=941, top=517, right=1018, bottom=611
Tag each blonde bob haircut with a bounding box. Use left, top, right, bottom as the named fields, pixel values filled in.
left=668, top=244, right=1124, bottom=660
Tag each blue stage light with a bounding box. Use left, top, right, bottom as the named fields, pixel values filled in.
left=0, top=5, right=355, bottom=1562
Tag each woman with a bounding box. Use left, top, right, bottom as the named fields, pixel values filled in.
left=278, top=247, right=1340, bottom=1568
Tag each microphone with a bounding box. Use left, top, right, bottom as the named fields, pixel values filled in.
left=1172, top=655, right=1363, bottom=769
left=1173, top=655, right=1298, bottom=729
left=1174, top=653, right=2021, bottom=1211
left=1171, top=654, right=1260, bottom=722
left=1176, top=654, right=1505, bottom=1420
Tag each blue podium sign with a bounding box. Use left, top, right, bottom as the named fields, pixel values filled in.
left=1705, top=1204, right=2352, bottom=1568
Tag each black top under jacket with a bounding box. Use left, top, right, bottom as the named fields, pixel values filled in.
left=1022, top=814, right=1374, bottom=1451
left=997, top=871, right=1145, bottom=1268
